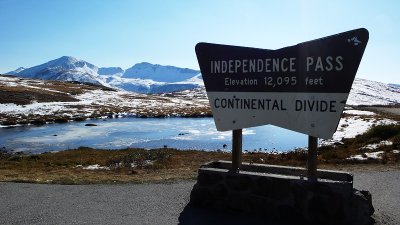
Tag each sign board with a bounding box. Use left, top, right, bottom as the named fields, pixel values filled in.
left=195, top=28, right=369, bottom=139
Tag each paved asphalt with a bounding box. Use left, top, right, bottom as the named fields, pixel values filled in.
left=353, top=170, right=400, bottom=225
left=0, top=170, right=399, bottom=225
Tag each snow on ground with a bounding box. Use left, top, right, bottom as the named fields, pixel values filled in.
left=360, top=140, right=393, bottom=150
left=0, top=89, right=207, bottom=117
left=0, top=75, right=209, bottom=120
left=320, top=110, right=397, bottom=145
left=346, top=140, right=396, bottom=161
left=346, top=151, right=385, bottom=161
left=344, top=110, right=375, bottom=116
left=0, top=102, right=67, bottom=116
left=0, top=76, right=20, bottom=85
left=76, top=164, right=110, bottom=170
left=107, top=76, right=163, bottom=88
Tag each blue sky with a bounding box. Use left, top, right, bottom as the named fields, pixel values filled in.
left=0, top=0, right=398, bottom=83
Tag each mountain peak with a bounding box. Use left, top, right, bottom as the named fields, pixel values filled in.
left=49, top=56, right=80, bottom=66
left=59, top=56, right=77, bottom=60
left=15, top=66, right=26, bottom=71
left=6, top=67, right=26, bottom=75
left=135, top=62, right=153, bottom=66
left=62, top=55, right=76, bottom=60
left=11, top=56, right=102, bottom=85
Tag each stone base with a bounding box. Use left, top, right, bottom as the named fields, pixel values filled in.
left=189, top=161, right=374, bottom=225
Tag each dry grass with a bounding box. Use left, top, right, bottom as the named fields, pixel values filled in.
left=0, top=87, right=79, bottom=105
left=317, top=124, right=400, bottom=167
left=0, top=76, right=113, bottom=105
left=1, top=140, right=399, bottom=184
left=0, top=148, right=229, bottom=184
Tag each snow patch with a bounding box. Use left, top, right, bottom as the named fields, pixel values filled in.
left=77, top=164, right=110, bottom=170
left=321, top=115, right=396, bottom=145
left=360, top=140, right=393, bottom=150
left=344, top=110, right=375, bottom=116
left=346, top=151, right=384, bottom=161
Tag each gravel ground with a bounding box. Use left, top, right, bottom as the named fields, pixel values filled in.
left=0, top=170, right=399, bottom=225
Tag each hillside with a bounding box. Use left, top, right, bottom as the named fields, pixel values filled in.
left=0, top=75, right=210, bottom=126
left=347, top=78, right=400, bottom=105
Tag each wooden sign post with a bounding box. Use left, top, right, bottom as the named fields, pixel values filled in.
left=231, top=129, right=242, bottom=172
left=307, top=136, right=318, bottom=182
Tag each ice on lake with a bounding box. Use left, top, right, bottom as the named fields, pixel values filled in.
left=0, top=117, right=307, bottom=153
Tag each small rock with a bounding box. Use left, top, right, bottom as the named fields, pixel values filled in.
left=54, top=118, right=69, bottom=123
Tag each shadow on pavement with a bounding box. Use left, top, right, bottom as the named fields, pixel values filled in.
left=178, top=204, right=292, bottom=225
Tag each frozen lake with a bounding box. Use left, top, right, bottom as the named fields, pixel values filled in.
left=0, top=117, right=308, bottom=153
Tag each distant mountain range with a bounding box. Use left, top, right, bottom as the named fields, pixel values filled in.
left=5, top=56, right=400, bottom=105
left=6, top=56, right=202, bottom=94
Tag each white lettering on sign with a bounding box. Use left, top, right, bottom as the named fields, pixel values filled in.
left=306, top=56, right=343, bottom=72
left=210, top=56, right=344, bottom=74
left=225, top=77, right=258, bottom=86
left=305, top=77, right=324, bottom=85
left=210, top=58, right=297, bottom=74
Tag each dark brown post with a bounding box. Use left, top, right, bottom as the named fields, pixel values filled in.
left=307, top=136, right=318, bottom=182
left=231, top=129, right=242, bottom=173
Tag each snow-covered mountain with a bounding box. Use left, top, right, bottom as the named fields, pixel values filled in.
left=123, top=62, right=199, bottom=82
left=100, top=62, right=201, bottom=93
left=7, top=57, right=202, bottom=94
left=8, top=56, right=105, bottom=86
left=347, top=78, right=400, bottom=105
